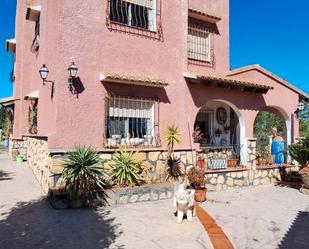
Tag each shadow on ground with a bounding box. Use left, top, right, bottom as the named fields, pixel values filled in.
left=0, top=170, right=13, bottom=181
left=0, top=198, right=124, bottom=249
left=278, top=211, right=309, bottom=249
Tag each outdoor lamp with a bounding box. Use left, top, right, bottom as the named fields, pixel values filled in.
left=67, top=62, right=78, bottom=92
left=39, top=64, right=49, bottom=84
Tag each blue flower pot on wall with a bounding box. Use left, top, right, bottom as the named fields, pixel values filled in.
left=3, top=139, right=9, bottom=148
left=271, top=141, right=285, bottom=165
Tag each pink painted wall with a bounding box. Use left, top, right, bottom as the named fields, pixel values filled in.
left=188, top=0, right=230, bottom=75
left=227, top=69, right=300, bottom=140
left=11, top=0, right=301, bottom=150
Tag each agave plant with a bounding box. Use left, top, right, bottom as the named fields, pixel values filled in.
left=107, top=148, right=145, bottom=187
left=60, top=146, right=109, bottom=205
left=164, top=125, right=181, bottom=156
left=166, top=155, right=184, bottom=181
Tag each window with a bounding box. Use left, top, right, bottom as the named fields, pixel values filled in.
left=105, top=96, right=157, bottom=148
left=109, top=0, right=156, bottom=31
left=188, top=22, right=212, bottom=62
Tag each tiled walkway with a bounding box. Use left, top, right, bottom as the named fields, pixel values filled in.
left=196, top=203, right=234, bottom=249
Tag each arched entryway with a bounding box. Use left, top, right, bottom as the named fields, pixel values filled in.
left=193, top=99, right=246, bottom=165
left=254, top=105, right=291, bottom=163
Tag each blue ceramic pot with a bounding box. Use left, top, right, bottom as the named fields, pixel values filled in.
left=3, top=139, right=9, bottom=148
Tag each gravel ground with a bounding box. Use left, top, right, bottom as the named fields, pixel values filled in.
left=0, top=152, right=212, bottom=249
left=203, top=185, right=309, bottom=249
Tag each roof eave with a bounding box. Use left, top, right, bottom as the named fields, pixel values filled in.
left=100, top=72, right=168, bottom=88
left=188, top=9, right=221, bottom=23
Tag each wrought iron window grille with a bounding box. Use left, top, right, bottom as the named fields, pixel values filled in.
left=104, top=95, right=161, bottom=148
left=106, top=0, right=163, bottom=40
left=188, top=20, right=215, bottom=66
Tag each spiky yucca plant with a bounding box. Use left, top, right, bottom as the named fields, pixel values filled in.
left=108, top=148, right=145, bottom=187
left=164, top=125, right=181, bottom=156
left=61, top=146, right=109, bottom=205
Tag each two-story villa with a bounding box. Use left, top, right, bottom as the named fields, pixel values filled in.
left=5, top=0, right=308, bottom=192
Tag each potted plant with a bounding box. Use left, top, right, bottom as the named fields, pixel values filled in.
left=227, top=151, right=238, bottom=168
left=57, top=146, right=109, bottom=208
left=196, top=153, right=206, bottom=170
left=187, top=166, right=207, bottom=202
left=192, top=126, right=203, bottom=143
left=288, top=137, right=309, bottom=189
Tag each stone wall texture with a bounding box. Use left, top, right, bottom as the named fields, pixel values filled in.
left=26, top=137, right=53, bottom=193
left=206, top=168, right=281, bottom=192
left=108, top=184, right=174, bottom=206
left=25, top=137, right=284, bottom=199
left=247, top=138, right=257, bottom=169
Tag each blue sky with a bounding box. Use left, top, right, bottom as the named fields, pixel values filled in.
left=0, top=0, right=16, bottom=98
left=0, top=0, right=308, bottom=98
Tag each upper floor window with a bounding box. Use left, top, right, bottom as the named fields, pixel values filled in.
left=109, top=0, right=157, bottom=31
left=188, top=21, right=212, bottom=63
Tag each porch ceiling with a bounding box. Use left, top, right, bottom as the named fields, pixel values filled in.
left=100, top=72, right=168, bottom=88
left=184, top=72, right=273, bottom=94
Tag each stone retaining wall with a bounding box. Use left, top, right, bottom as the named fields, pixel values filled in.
left=206, top=167, right=281, bottom=192
left=26, top=137, right=53, bottom=193
left=108, top=183, right=174, bottom=206
left=25, top=137, right=286, bottom=198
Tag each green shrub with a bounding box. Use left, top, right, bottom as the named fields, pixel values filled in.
left=107, top=148, right=145, bottom=187
left=288, top=137, right=309, bottom=169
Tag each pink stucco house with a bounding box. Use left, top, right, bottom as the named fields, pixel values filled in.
left=4, top=0, right=308, bottom=192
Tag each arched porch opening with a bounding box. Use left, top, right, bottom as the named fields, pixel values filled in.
left=253, top=105, right=291, bottom=163
left=193, top=99, right=247, bottom=166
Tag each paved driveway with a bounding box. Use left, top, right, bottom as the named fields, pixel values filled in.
left=0, top=152, right=212, bottom=249
left=203, top=185, right=309, bottom=249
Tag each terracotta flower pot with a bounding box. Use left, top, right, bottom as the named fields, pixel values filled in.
left=194, top=188, right=207, bottom=203
left=227, top=159, right=238, bottom=168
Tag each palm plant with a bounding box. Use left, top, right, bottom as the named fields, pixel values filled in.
left=107, top=148, right=145, bottom=187
left=60, top=146, right=109, bottom=205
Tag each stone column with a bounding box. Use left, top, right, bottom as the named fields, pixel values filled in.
left=247, top=138, right=257, bottom=170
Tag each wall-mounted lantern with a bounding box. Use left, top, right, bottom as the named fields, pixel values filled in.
left=67, top=62, right=78, bottom=92
left=39, top=62, right=79, bottom=93
left=39, top=64, right=49, bottom=84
